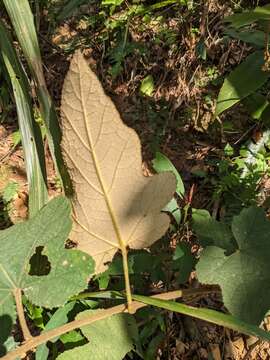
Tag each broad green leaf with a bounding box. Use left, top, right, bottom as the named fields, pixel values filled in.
left=173, top=243, right=196, bottom=284
left=225, top=29, right=265, bottom=48
left=0, top=197, right=94, bottom=333
left=152, top=152, right=184, bottom=197
left=216, top=51, right=269, bottom=115
left=132, top=294, right=270, bottom=341
left=36, top=301, right=76, bottom=360
left=57, top=312, right=138, bottom=360
left=192, top=209, right=236, bottom=252
left=225, top=5, right=270, bottom=28
left=61, top=51, right=176, bottom=273
left=243, top=93, right=269, bottom=120
left=0, top=20, right=48, bottom=217
left=3, top=0, right=72, bottom=195
left=197, top=207, right=270, bottom=325
left=140, top=75, right=155, bottom=97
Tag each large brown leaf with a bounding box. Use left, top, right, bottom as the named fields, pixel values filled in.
left=61, top=51, right=176, bottom=274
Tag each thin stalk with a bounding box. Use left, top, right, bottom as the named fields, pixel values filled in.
left=3, top=289, right=270, bottom=360
left=13, top=289, right=32, bottom=341
left=121, top=246, right=132, bottom=312
left=2, top=291, right=183, bottom=360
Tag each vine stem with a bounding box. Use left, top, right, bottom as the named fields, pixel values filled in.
left=13, top=289, right=32, bottom=341
left=2, top=289, right=216, bottom=360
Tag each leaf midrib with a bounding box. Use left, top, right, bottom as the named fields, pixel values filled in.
left=79, top=67, right=126, bottom=252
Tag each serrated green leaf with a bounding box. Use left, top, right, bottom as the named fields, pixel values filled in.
left=0, top=197, right=94, bottom=334
left=57, top=312, right=138, bottom=360
left=216, top=51, right=269, bottom=115
left=192, top=209, right=236, bottom=252
left=196, top=206, right=270, bottom=325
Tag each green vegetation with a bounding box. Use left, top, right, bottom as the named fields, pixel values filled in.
left=1, top=1, right=270, bottom=359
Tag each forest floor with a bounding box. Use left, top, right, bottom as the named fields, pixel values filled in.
left=1, top=0, right=270, bottom=359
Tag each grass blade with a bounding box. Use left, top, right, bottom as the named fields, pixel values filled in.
left=0, top=20, right=48, bottom=217
left=3, top=0, right=72, bottom=196
left=132, top=294, right=270, bottom=342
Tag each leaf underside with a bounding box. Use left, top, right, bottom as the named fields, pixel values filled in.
left=61, top=51, right=176, bottom=273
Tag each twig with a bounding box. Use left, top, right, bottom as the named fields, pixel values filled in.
left=2, top=289, right=219, bottom=360
left=13, top=289, right=32, bottom=342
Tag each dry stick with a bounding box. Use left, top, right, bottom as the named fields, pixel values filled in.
left=3, top=289, right=216, bottom=360
left=13, top=289, right=32, bottom=342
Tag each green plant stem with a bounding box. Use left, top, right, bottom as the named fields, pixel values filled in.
left=122, top=246, right=133, bottom=313
left=2, top=290, right=184, bottom=360
left=4, top=288, right=270, bottom=360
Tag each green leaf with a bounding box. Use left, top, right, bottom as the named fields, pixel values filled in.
left=152, top=152, right=182, bottom=224
left=2, top=181, right=19, bottom=204
left=11, top=130, right=21, bottom=148
left=225, top=29, right=265, bottom=48
left=36, top=301, right=76, bottom=360
left=163, top=198, right=181, bottom=225
left=225, top=5, right=270, bottom=28
left=152, top=152, right=185, bottom=197
left=131, top=294, right=270, bottom=341
left=216, top=51, right=269, bottom=115
left=3, top=0, right=72, bottom=195
left=140, top=75, right=155, bottom=97
left=0, top=197, right=94, bottom=333
left=173, top=243, right=196, bottom=284
left=0, top=315, right=12, bottom=357
left=243, top=93, right=268, bottom=120
left=192, top=209, right=236, bottom=252
left=57, top=312, right=139, bottom=359
left=60, top=330, right=85, bottom=348
left=196, top=207, right=270, bottom=325
left=0, top=20, right=48, bottom=217
left=145, top=333, right=165, bottom=360
left=261, top=104, right=270, bottom=126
